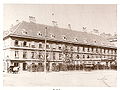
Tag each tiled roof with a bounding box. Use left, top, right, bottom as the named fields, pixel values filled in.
left=3, top=21, right=116, bottom=49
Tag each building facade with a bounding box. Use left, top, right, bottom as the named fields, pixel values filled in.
left=3, top=20, right=117, bottom=72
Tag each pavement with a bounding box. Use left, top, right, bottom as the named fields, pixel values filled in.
left=3, top=70, right=117, bottom=87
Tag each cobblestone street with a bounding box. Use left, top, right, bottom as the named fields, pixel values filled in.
left=3, top=70, right=117, bottom=87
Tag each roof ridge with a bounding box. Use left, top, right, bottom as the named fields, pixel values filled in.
left=4, top=20, right=116, bottom=48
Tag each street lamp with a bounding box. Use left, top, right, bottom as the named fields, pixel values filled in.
left=44, top=27, right=47, bottom=72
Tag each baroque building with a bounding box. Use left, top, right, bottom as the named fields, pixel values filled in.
left=3, top=18, right=117, bottom=72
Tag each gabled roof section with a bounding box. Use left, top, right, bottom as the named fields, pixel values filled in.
left=3, top=22, right=22, bottom=38
left=3, top=21, right=116, bottom=49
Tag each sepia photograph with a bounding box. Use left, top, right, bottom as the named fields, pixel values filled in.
left=3, top=4, right=117, bottom=87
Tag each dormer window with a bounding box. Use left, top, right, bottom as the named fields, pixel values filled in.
left=84, top=40, right=88, bottom=43
left=51, top=34, right=55, bottom=38
left=63, top=36, right=67, bottom=40
left=38, top=32, right=42, bottom=36
left=22, top=29, right=27, bottom=34
left=74, top=38, right=78, bottom=42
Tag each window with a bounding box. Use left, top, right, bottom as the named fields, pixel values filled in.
left=104, top=55, right=105, bottom=58
left=74, top=38, right=78, bottom=42
left=70, top=54, right=73, bottom=59
left=115, top=50, right=117, bottom=54
left=14, top=63, right=19, bottom=67
left=23, top=41, right=27, bottom=47
left=46, top=53, right=49, bottom=60
left=58, top=46, right=62, bottom=50
left=84, top=40, right=88, bottom=43
left=23, top=51, right=27, bottom=59
left=76, top=54, right=79, bottom=59
left=37, top=32, right=42, bottom=36
left=31, top=52, right=35, bottom=59
left=63, top=36, right=67, bottom=40
left=31, top=41, right=35, bottom=48
left=87, top=55, right=90, bottom=58
left=104, top=49, right=106, bottom=53
left=38, top=52, right=43, bottom=59
left=96, top=48, right=98, bottom=53
left=83, top=47, right=85, bottom=52
left=77, top=46, right=79, bottom=52
left=53, top=52, right=55, bottom=60
left=14, top=40, right=19, bottom=46
left=46, top=44, right=50, bottom=49
left=15, top=51, right=19, bottom=58
left=91, top=47, right=93, bottom=52
left=111, top=50, right=113, bottom=54
left=31, top=45, right=35, bottom=48
left=96, top=55, right=98, bottom=58
left=51, top=34, right=55, bottom=38
left=83, top=55, right=85, bottom=58
left=52, top=44, right=56, bottom=49
left=59, top=53, right=62, bottom=60
left=100, top=49, right=102, bottom=53
left=88, top=48, right=90, bottom=52
left=94, top=40, right=97, bottom=43
left=70, top=46, right=73, bottom=51
left=39, top=44, right=42, bottom=48
left=22, top=29, right=27, bottom=34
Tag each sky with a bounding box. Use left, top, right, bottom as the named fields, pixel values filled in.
left=3, top=4, right=117, bottom=35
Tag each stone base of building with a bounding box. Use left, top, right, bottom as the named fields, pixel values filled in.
left=3, top=59, right=117, bottom=73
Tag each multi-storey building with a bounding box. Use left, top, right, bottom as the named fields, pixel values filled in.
left=3, top=19, right=117, bottom=72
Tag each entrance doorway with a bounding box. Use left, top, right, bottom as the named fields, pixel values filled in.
left=23, top=63, right=27, bottom=70
left=14, top=63, right=19, bottom=67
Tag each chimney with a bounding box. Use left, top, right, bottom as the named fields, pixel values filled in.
left=16, top=20, right=19, bottom=24
left=29, top=16, right=36, bottom=23
left=83, top=27, right=87, bottom=32
left=68, top=24, right=71, bottom=30
left=52, top=21, right=58, bottom=27
left=93, top=29, right=99, bottom=35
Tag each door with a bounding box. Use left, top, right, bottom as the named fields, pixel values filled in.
left=23, top=63, right=27, bottom=70
left=14, top=63, right=19, bottom=67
